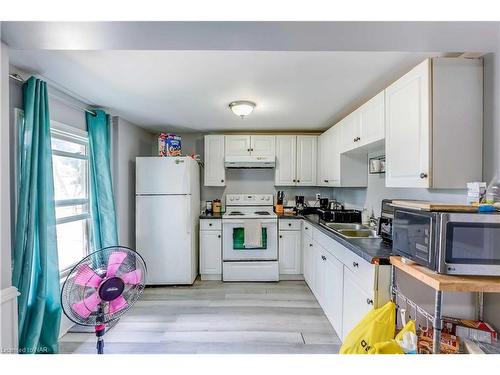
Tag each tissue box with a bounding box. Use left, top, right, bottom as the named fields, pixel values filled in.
left=158, top=133, right=182, bottom=157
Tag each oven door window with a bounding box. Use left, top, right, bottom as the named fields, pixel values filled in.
left=445, top=222, right=500, bottom=265
left=232, top=228, right=267, bottom=250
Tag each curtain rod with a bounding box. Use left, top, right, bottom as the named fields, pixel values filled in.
left=9, top=73, right=97, bottom=116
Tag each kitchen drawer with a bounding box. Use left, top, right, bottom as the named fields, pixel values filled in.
left=302, top=221, right=313, bottom=239
left=280, top=219, right=301, bottom=231
left=342, top=250, right=375, bottom=294
left=200, top=219, right=222, bottom=231
left=312, top=227, right=346, bottom=261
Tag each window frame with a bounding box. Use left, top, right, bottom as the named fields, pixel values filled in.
left=51, top=120, right=92, bottom=275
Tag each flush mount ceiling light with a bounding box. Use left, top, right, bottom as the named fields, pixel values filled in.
left=229, top=100, right=256, bottom=118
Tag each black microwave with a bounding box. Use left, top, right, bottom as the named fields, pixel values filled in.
left=392, top=207, right=500, bottom=276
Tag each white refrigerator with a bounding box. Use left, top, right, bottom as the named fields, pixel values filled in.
left=136, top=157, right=200, bottom=285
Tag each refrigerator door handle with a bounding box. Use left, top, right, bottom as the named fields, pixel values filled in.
left=186, top=196, right=191, bottom=235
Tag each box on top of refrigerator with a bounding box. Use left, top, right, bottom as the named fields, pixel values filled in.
left=158, top=133, right=182, bottom=156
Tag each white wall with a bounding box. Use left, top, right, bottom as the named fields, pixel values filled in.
left=112, top=117, right=155, bottom=249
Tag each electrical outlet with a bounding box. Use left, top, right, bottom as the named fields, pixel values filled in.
left=316, top=193, right=321, bottom=200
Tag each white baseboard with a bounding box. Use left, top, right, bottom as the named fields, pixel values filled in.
left=1, top=286, right=19, bottom=354
left=279, top=274, right=305, bottom=281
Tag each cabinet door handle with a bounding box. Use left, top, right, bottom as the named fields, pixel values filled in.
left=419, top=173, right=428, bottom=179
left=217, top=234, right=221, bottom=238
left=321, top=255, right=326, bottom=261
left=293, top=179, right=296, bottom=182
left=279, top=235, right=283, bottom=238
left=366, top=298, right=374, bottom=305
left=309, top=243, right=313, bottom=247
left=251, top=148, right=254, bottom=151
left=297, top=180, right=300, bottom=183
left=221, top=179, right=224, bottom=183
left=288, top=223, right=292, bottom=226
left=352, top=261, right=359, bottom=268
left=324, top=179, right=328, bottom=183
left=247, top=148, right=251, bottom=152
left=209, top=223, right=212, bottom=226
left=305, top=227, right=309, bottom=230
left=357, top=137, right=361, bottom=141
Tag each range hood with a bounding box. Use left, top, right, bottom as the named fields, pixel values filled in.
left=224, top=155, right=275, bottom=169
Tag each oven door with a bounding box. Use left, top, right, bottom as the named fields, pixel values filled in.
left=439, top=213, right=500, bottom=276
left=222, top=219, right=278, bottom=261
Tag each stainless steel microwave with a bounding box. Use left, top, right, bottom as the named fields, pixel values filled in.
left=392, top=208, right=500, bottom=276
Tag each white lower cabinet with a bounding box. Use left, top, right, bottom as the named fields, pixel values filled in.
left=341, top=267, right=374, bottom=340
left=302, top=225, right=390, bottom=341
left=199, top=221, right=222, bottom=280
left=279, top=230, right=302, bottom=277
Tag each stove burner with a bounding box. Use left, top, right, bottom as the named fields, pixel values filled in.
left=228, top=211, right=244, bottom=216
left=254, top=211, right=271, bottom=215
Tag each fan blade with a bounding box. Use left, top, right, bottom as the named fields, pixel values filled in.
left=74, top=264, right=103, bottom=288
left=121, top=269, right=142, bottom=285
left=109, top=295, right=127, bottom=314
left=72, top=292, right=101, bottom=319
left=106, top=251, right=127, bottom=277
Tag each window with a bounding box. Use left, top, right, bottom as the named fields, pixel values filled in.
left=51, top=122, right=91, bottom=272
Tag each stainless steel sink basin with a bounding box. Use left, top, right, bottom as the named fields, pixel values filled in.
left=336, top=229, right=379, bottom=238
left=321, top=223, right=365, bottom=230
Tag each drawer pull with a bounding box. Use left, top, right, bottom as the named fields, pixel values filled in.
left=221, top=179, right=224, bottom=183
left=420, top=172, right=428, bottom=179
left=321, top=255, right=326, bottom=261
left=209, top=223, right=212, bottom=226
left=279, top=235, right=283, bottom=238
left=366, top=298, right=373, bottom=305
left=305, top=226, right=309, bottom=230
left=309, top=243, right=313, bottom=247
left=217, top=234, right=221, bottom=238
left=352, top=261, right=359, bottom=268
left=288, top=223, right=292, bottom=226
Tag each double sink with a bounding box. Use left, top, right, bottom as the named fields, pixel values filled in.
left=319, top=222, right=379, bottom=239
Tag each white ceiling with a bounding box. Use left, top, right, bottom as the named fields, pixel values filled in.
left=9, top=50, right=439, bottom=132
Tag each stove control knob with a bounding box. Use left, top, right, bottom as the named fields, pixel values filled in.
left=229, top=197, right=234, bottom=201
left=236, top=196, right=240, bottom=200
left=265, top=197, right=270, bottom=201
left=260, top=196, right=264, bottom=200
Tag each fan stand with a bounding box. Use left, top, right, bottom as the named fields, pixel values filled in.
left=95, top=305, right=106, bottom=354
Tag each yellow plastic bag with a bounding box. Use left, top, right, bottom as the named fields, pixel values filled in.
left=340, top=301, right=396, bottom=354
left=395, top=320, right=416, bottom=342
left=368, top=339, right=404, bottom=354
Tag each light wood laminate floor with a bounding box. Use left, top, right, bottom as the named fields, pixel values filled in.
left=60, top=280, right=341, bottom=354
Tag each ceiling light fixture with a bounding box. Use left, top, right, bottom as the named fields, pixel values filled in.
left=229, top=100, right=256, bottom=118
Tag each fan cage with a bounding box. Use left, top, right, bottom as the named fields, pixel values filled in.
left=61, top=246, right=147, bottom=326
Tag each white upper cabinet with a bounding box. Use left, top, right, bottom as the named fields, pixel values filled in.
left=296, top=136, right=317, bottom=186
left=225, top=135, right=275, bottom=157
left=204, top=135, right=225, bottom=186
left=250, top=135, right=275, bottom=157
left=225, top=135, right=251, bottom=156
left=358, top=91, right=385, bottom=147
left=340, top=112, right=361, bottom=152
left=275, top=135, right=317, bottom=186
left=385, top=58, right=482, bottom=188
left=317, top=127, right=340, bottom=187
left=275, top=135, right=297, bottom=186
left=385, top=59, right=431, bottom=188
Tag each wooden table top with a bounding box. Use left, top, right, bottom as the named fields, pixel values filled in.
left=390, top=256, right=500, bottom=293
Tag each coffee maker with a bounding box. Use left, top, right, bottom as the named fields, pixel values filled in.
left=295, top=195, right=305, bottom=211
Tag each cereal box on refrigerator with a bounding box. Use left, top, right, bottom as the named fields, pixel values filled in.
left=158, top=133, right=182, bottom=156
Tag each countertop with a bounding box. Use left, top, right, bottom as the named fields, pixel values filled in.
left=278, top=214, right=393, bottom=265
left=199, top=212, right=393, bottom=264
left=199, top=212, right=223, bottom=219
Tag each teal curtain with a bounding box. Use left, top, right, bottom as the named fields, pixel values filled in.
left=87, top=109, right=118, bottom=250
left=12, top=77, right=61, bottom=354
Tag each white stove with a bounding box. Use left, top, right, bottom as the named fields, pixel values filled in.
left=222, top=194, right=278, bottom=282
left=223, top=194, right=277, bottom=219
